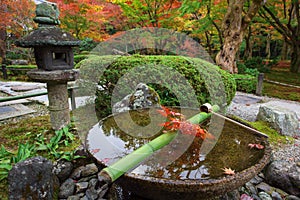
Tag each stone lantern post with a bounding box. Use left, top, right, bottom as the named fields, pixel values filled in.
left=15, top=2, right=80, bottom=130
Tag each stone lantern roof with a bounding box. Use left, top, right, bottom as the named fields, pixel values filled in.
left=15, top=26, right=81, bottom=47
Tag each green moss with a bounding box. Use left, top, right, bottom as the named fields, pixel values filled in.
left=7, top=65, right=37, bottom=69
left=0, top=116, right=51, bottom=151
left=263, top=82, right=300, bottom=102
left=249, top=121, right=294, bottom=145
left=227, top=115, right=293, bottom=146
left=0, top=179, right=8, bottom=200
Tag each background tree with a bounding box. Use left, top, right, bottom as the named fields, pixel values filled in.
left=0, top=0, right=35, bottom=64
left=260, top=0, right=300, bottom=73
left=53, top=0, right=108, bottom=41
left=215, top=0, right=265, bottom=73
left=179, top=0, right=227, bottom=57
left=112, top=0, right=182, bottom=29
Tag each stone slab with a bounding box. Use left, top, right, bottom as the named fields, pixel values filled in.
left=0, top=104, right=36, bottom=121
left=11, top=85, right=42, bottom=92
left=0, top=99, right=30, bottom=107
left=0, top=81, right=46, bottom=96
left=232, top=94, right=262, bottom=104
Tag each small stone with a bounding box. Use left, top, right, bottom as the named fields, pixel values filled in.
left=67, top=195, right=80, bottom=200
left=251, top=194, right=260, bottom=200
left=71, top=166, right=85, bottom=180
left=271, top=191, right=283, bottom=200
left=286, top=195, right=300, bottom=200
left=81, top=163, right=98, bottom=177
left=250, top=175, right=264, bottom=185
left=76, top=182, right=89, bottom=193
left=77, top=175, right=97, bottom=183
left=85, top=188, right=98, bottom=200
left=88, top=178, right=98, bottom=188
left=256, top=182, right=273, bottom=194
left=112, top=83, right=160, bottom=113
left=59, top=178, right=75, bottom=198
left=258, top=191, right=272, bottom=200
left=80, top=196, right=89, bottom=200
left=98, top=183, right=109, bottom=199
left=53, top=160, right=73, bottom=182
left=245, top=182, right=258, bottom=195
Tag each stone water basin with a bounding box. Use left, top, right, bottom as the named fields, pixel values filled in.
left=86, top=108, right=271, bottom=199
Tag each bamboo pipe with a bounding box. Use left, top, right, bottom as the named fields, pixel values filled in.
left=212, top=111, right=269, bottom=138
left=98, top=104, right=220, bottom=184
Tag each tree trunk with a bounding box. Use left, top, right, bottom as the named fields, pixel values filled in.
left=0, top=28, right=6, bottom=64
left=244, top=26, right=253, bottom=59
left=216, top=0, right=264, bottom=74
left=281, top=38, right=289, bottom=60
left=266, top=33, right=271, bottom=60
left=290, top=43, right=300, bottom=73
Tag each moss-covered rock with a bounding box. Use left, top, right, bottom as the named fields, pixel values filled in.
left=77, top=55, right=236, bottom=118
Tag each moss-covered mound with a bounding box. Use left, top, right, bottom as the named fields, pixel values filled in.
left=77, top=55, right=236, bottom=118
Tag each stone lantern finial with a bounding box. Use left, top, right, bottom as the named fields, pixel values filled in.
left=34, top=2, right=60, bottom=26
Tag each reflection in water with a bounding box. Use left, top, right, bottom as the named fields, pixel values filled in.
left=86, top=108, right=266, bottom=180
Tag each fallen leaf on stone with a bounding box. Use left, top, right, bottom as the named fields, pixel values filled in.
left=91, top=148, right=100, bottom=154
left=102, top=158, right=110, bottom=164
left=248, top=143, right=264, bottom=149
left=240, top=193, right=254, bottom=200
left=222, top=167, right=235, bottom=175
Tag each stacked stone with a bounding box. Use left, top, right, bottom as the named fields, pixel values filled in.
left=54, top=161, right=108, bottom=200
left=8, top=154, right=300, bottom=200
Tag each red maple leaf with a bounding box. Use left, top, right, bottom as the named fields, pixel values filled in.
left=157, top=107, right=209, bottom=139
left=248, top=143, right=264, bottom=150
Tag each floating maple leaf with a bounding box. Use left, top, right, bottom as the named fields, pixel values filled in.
left=157, top=107, right=209, bottom=139
left=222, top=167, right=235, bottom=175
left=248, top=143, right=264, bottom=149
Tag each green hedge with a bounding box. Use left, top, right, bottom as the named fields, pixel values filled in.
left=77, top=55, right=236, bottom=117
left=233, top=74, right=257, bottom=93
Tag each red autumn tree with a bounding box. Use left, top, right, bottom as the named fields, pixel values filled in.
left=0, top=0, right=35, bottom=64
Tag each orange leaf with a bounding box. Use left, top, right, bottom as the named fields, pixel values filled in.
left=222, top=167, right=235, bottom=175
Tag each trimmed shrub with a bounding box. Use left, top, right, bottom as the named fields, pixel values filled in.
left=233, top=74, right=257, bottom=93
left=77, top=55, right=236, bottom=118
left=74, top=55, right=88, bottom=65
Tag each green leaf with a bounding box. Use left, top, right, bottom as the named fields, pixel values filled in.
left=0, top=163, right=12, bottom=171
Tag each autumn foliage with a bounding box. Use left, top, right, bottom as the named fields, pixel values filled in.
left=158, top=107, right=211, bottom=140
left=0, top=0, right=36, bottom=38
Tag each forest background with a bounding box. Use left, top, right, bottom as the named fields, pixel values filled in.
left=1, top=0, right=300, bottom=75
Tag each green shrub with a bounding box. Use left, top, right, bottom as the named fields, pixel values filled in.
left=77, top=55, right=236, bottom=118
left=237, top=62, right=247, bottom=74
left=74, top=55, right=88, bottom=65
left=79, top=38, right=98, bottom=52
left=244, top=57, right=270, bottom=73
left=233, top=74, right=257, bottom=93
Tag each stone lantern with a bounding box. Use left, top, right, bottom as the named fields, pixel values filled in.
left=16, top=2, right=80, bottom=130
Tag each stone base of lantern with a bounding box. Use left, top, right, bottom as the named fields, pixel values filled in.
left=27, top=69, right=79, bottom=130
